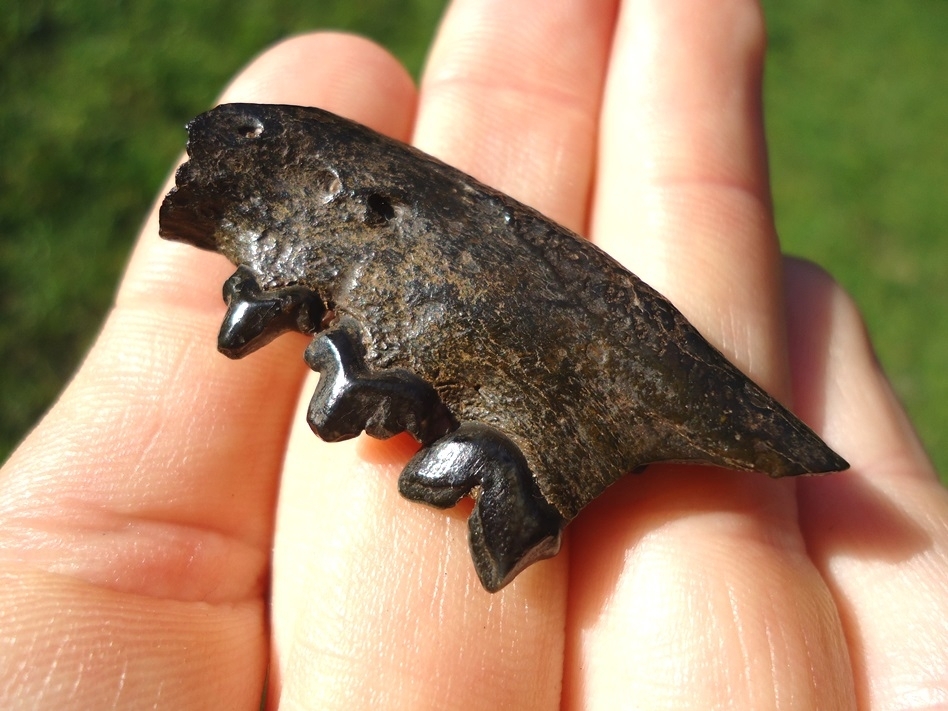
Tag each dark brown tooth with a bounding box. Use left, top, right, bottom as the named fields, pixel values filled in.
left=217, top=266, right=326, bottom=359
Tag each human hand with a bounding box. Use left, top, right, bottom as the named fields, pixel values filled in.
left=2, top=0, right=946, bottom=708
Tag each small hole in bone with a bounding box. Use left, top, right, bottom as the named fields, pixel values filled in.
left=366, top=193, right=395, bottom=223
left=236, top=119, right=264, bottom=139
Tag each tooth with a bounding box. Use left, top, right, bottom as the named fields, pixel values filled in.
left=217, top=266, right=325, bottom=358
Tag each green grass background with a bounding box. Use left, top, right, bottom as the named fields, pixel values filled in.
left=2, top=1, right=946, bottom=481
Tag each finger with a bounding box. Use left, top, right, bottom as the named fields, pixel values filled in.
left=0, top=33, right=415, bottom=709
left=593, top=0, right=781, bottom=383
left=566, top=1, right=854, bottom=708
left=270, top=1, right=618, bottom=709
left=788, top=259, right=948, bottom=709
left=414, top=0, right=618, bottom=232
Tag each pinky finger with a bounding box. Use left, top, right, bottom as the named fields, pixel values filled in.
left=787, top=257, right=948, bottom=709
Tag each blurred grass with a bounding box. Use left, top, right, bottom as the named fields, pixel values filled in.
left=762, top=0, right=948, bottom=481
left=1, top=1, right=945, bottom=481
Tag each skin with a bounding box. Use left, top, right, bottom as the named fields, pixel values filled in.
left=0, top=0, right=945, bottom=708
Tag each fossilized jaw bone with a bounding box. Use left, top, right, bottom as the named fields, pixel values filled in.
left=159, top=103, right=848, bottom=591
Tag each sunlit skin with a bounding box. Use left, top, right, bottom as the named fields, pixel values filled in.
left=1, top=0, right=946, bottom=709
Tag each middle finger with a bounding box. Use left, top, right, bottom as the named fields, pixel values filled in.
left=277, top=0, right=621, bottom=709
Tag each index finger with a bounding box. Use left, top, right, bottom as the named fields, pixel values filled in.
left=0, top=33, right=416, bottom=708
